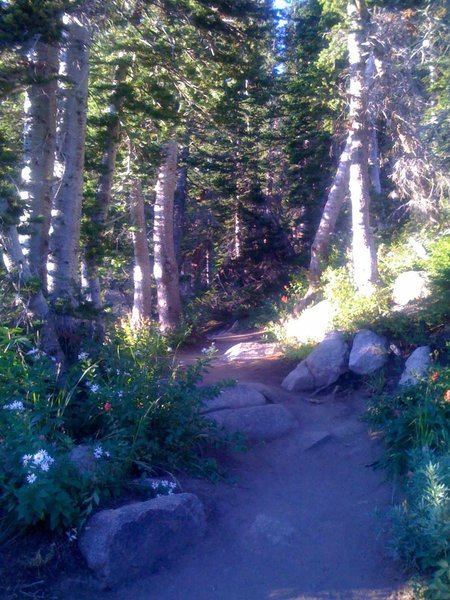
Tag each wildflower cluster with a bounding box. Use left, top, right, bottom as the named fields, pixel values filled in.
left=3, top=400, right=25, bottom=412
left=22, top=449, right=55, bottom=484
left=150, top=480, right=177, bottom=496
left=93, top=444, right=110, bottom=459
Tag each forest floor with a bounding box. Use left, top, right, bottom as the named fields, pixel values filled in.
left=57, top=329, right=413, bottom=600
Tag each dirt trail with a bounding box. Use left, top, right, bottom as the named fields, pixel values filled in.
left=61, top=330, right=410, bottom=600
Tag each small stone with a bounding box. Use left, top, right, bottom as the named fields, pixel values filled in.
left=399, top=346, right=431, bottom=387
left=392, top=271, right=430, bottom=306
left=210, top=404, right=297, bottom=441
left=68, top=445, right=97, bottom=477
left=202, top=384, right=267, bottom=414
left=349, top=330, right=388, bottom=376
left=223, top=342, right=282, bottom=362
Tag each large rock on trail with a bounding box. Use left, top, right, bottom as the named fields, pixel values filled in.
left=202, top=384, right=268, bottom=414
left=349, top=330, right=389, bottom=375
left=222, top=342, right=282, bottom=362
left=281, top=331, right=349, bottom=392
left=210, top=404, right=297, bottom=441
left=399, top=346, right=431, bottom=387
left=392, top=271, right=430, bottom=306
left=79, top=493, right=205, bottom=589
left=283, top=300, right=336, bottom=344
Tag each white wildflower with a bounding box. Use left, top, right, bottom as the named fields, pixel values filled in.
left=117, top=391, right=124, bottom=398
left=87, top=382, right=100, bottom=394
left=22, top=454, right=33, bottom=466
left=78, top=352, right=89, bottom=361
left=105, top=450, right=111, bottom=458
left=66, top=528, right=78, bottom=542
left=32, top=449, right=55, bottom=472
left=26, top=348, right=40, bottom=356
left=93, top=445, right=103, bottom=459
left=3, top=400, right=25, bottom=412
left=26, top=473, right=37, bottom=484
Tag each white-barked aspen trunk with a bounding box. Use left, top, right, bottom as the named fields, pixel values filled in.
left=21, top=41, right=58, bottom=292
left=348, top=0, right=378, bottom=295
left=49, top=13, right=91, bottom=306
left=153, top=140, right=182, bottom=330
left=130, top=179, right=152, bottom=323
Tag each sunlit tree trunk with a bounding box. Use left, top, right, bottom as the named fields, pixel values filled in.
left=130, top=179, right=152, bottom=323
left=0, top=199, right=63, bottom=362
left=153, top=140, right=182, bottom=330
left=21, top=41, right=58, bottom=292
left=84, top=60, right=128, bottom=308
left=49, top=14, right=91, bottom=306
left=308, top=134, right=352, bottom=288
left=368, top=125, right=381, bottom=195
left=348, top=0, right=378, bottom=295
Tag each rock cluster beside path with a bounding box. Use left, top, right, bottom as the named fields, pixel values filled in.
left=282, top=327, right=431, bottom=393
left=204, top=384, right=298, bottom=442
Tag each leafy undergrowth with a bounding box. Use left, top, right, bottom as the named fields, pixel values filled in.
left=0, top=320, right=226, bottom=541
left=366, top=360, right=450, bottom=599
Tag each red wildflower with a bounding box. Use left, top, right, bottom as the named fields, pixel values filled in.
left=444, top=390, right=450, bottom=402
left=104, top=402, right=112, bottom=412
left=431, top=371, right=439, bottom=382
left=281, top=295, right=288, bottom=304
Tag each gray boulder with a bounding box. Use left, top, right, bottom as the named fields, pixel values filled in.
left=210, top=404, right=297, bottom=441
left=68, top=445, right=98, bottom=477
left=392, top=271, right=430, bottom=306
left=202, top=384, right=268, bottom=414
left=223, top=342, right=281, bottom=362
left=282, top=331, right=349, bottom=392
left=349, top=330, right=388, bottom=375
left=79, top=493, right=205, bottom=588
left=399, top=346, right=431, bottom=386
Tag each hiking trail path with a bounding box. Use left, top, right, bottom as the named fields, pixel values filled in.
left=61, top=329, right=411, bottom=600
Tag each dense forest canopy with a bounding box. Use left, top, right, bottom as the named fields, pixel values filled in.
left=0, top=0, right=448, bottom=361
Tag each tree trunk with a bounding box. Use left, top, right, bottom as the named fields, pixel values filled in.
left=84, top=61, right=128, bottom=308
left=0, top=200, right=63, bottom=362
left=173, top=146, right=188, bottom=269
left=308, top=133, right=352, bottom=288
left=21, top=41, right=58, bottom=292
left=348, top=0, right=378, bottom=295
left=368, top=124, right=381, bottom=195
left=153, top=140, right=182, bottom=330
left=129, top=179, right=152, bottom=323
left=48, top=14, right=91, bottom=306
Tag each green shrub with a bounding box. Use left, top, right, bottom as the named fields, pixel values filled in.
left=366, top=364, right=450, bottom=474
left=390, top=451, right=450, bottom=572
left=425, top=234, right=450, bottom=326
left=0, top=321, right=224, bottom=537
left=322, top=266, right=391, bottom=332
